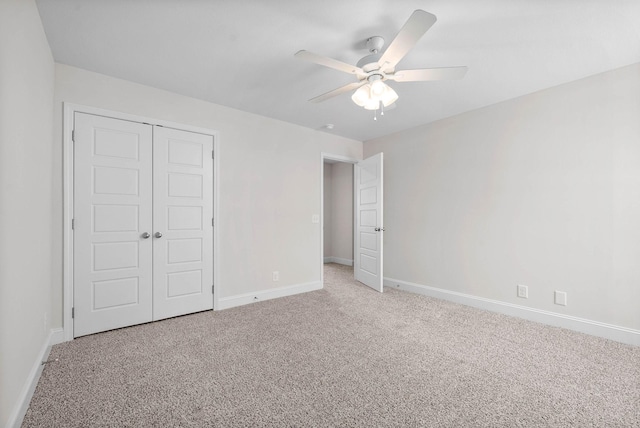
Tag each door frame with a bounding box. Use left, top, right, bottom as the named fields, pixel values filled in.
left=320, top=152, right=359, bottom=286
left=62, top=103, right=221, bottom=341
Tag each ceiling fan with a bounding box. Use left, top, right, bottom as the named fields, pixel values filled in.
left=295, top=10, right=467, bottom=115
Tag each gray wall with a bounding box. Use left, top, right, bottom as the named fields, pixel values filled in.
left=0, top=0, right=55, bottom=425
left=323, top=163, right=333, bottom=258
left=330, top=163, right=353, bottom=263
left=323, top=162, right=353, bottom=264
left=365, top=63, right=640, bottom=330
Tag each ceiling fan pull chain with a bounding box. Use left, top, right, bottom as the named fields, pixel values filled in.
left=381, top=101, right=385, bottom=116
left=374, top=108, right=377, bottom=121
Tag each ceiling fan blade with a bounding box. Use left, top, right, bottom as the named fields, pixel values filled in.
left=389, top=66, right=468, bottom=82
left=378, top=10, right=437, bottom=71
left=295, top=50, right=363, bottom=75
left=309, top=81, right=366, bottom=103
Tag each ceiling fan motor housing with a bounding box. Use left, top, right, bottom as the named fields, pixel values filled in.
left=357, top=36, right=385, bottom=72
left=357, top=54, right=383, bottom=72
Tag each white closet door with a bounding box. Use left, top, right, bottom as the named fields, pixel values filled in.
left=152, top=126, right=214, bottom=320
left=73, top=113, right=153, bottom=337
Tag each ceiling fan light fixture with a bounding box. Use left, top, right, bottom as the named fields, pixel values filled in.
left=351, top=80, right=398, bottom=111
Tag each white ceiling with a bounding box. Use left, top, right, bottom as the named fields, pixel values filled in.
left=36, top=0, right=640, bottom=142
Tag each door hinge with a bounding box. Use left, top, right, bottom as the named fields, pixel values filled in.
left=71, top=219, right=75, bottom=230
left=212, top=285, right=214, bottom=294
left=71, top=130, right=75, bottom=142
left=71, top=307, right=75, bottom=318
left=212, top=150, right=214, bottom=159
left=212, top=218, right=214, bottom=227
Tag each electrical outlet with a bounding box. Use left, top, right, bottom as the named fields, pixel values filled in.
left=272, top=271, right=279, bottom=282
left=311, top=214, right=319, bottom=224
left=554, top=291, right=567, bottom=306
left=517, top=285, right=528, bottom=299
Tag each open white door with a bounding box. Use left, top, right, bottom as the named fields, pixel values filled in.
left=355, top=153, right=384, bottom=292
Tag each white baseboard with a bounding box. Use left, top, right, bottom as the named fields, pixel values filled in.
left=218, top=281, right=322, bottom=310
left=323, top=257, right=353, bottom=266
left=6, top=327, right=64, bottom=428
left=50, top=327, right=65, bottom=346
left=384, top=277, right=640, bottom=347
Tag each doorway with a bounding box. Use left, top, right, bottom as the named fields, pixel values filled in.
left=320, top=152, right=384, bottom=292
left=323, top=159, right=354, bottom=272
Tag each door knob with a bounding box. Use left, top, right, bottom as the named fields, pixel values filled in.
left=155, top=232, right=163, bottom=238
left=141, top=232, right=150, bottom=239
left=375, top=227, right=385, bottom=232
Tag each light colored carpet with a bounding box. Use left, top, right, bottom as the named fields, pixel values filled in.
left=23, top=264, right=640, bottom=427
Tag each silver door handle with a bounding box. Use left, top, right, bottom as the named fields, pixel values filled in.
left=141, top=232, right=150, bottom=239
left=375, top=227, right=385, bottom=232
left=155, top=232, right=163, bottom=238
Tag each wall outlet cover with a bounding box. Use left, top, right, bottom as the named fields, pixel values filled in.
left=554, top=290, right=567, bottom=306
left=517, top=284, right=528, bottom=299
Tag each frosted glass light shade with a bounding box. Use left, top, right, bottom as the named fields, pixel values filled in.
left=364, top=99, right=381, bottom=110
left=351, top=85, right=370, bottom=107
left=379, top=85, right=398, bottom=106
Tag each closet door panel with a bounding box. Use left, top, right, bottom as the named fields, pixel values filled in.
left=153, top=127, right=214, bottom=320
left=73, top=113, right=153, bottom=337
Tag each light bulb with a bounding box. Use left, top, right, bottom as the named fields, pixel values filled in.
left=370, top=80, right=386, bottom=97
